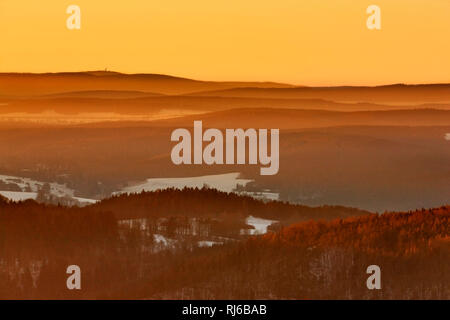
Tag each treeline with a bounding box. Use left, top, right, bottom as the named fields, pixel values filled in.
left=267, top=206, right=449, bottom=255
left=147, top=206, right=449, bottom=299
left=0, top=199, right=119, bottom=299
left=0, top=191, right=448, bottom=299
left=93, top=187, right=369, bottom=223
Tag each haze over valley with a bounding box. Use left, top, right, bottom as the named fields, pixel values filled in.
left=0, top=72, right=449, bottom=212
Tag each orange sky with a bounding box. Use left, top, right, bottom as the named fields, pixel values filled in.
left=0, top=0, right=449, bottom=85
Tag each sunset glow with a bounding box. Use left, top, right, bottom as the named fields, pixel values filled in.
left=1, top=0, right=449, bottom=85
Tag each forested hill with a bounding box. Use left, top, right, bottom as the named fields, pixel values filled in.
left=91, top=188, right=370, bottom=222
left=264, top=206, right=450, bottom=253
left=147, top=205, right=450, bottom=299
left=0, top=191, right=448, bottom=299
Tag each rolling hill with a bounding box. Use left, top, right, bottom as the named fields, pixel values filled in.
left=0, top=71, right=294, bottom=97
left=189, top=84, right=450, bottom=104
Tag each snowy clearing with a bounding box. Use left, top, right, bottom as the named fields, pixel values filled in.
left=0, top=174, right=96, bottom=205
left=114, top=172, right=280, bottom=202
left=0, top=191, right=37, bottom=201
left=73, top=197, right=99, bottom=205
left=0, top=174, right=74, bottom=197
left=116, top=172, right=253, bottom=194
left=244, top=216, right=278, bottom=235
left=239, top=191, right=279, bottom=201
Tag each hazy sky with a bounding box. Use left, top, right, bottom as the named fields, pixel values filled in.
left=1, top=0, right=449, bottom=85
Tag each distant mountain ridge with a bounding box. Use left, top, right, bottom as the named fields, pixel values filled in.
left=151, top=107, right=450, bottom=129
left=2, top=71, right=450, bottom=104
left=188, top=83, right=450, bottom=104
left=2, top=71, right=450, bottom=117
left=40, top=90, right=165, bottom=99
left=0, top=71, right=294, bottom=97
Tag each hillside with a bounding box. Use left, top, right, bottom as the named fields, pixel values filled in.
left=145, top=206, right=449, bottom=299
left=152, top=107, right=450, bottom=129
left=0, top=195, right=447, bottom=299
left=92, top=187, right=369, bottom=223
left=5, top=96, right=443, bottom=117
left=0, top=124, right=448, bottom=212
left=189, top=84, right=450, bottom=104
left=0, top=71, right=293, bottom=97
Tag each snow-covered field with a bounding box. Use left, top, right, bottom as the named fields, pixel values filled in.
left=1, top=171, right=279, bottom=205
left=0, top=174, right=73, bottom=196
left=73, top=197, right=99, bottom=205
left=0, top=191, right=37, bottom=201
left=116, top=172, right=253, bottom=194
left=0, top=174, right=97, bottom=205
left=115, top=172, right=280, bottom=202
left=244, top=216, right=278, bottom=235
left=239, top=191, right=280, bottom=202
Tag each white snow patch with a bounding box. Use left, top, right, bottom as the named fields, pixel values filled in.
left=153, top=234, right=177, bottom=248
left=0, top=174, right=97, bottom=206
left=116, top=172, right=253, bottom=194
left=154, top=234, right=169, bottom=245
left=73, top=197, right=98, bottom=205
left=0, top=174, right=74, bottom=197
left=118, top=218, right=147, bottom=230
left=0, top=191, right=37, bottom=201
left=244, top=215, right=278, bottom=235
left=198, top=240, right=222, bottom=248
left=240, top=191, right=279, bottom=201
